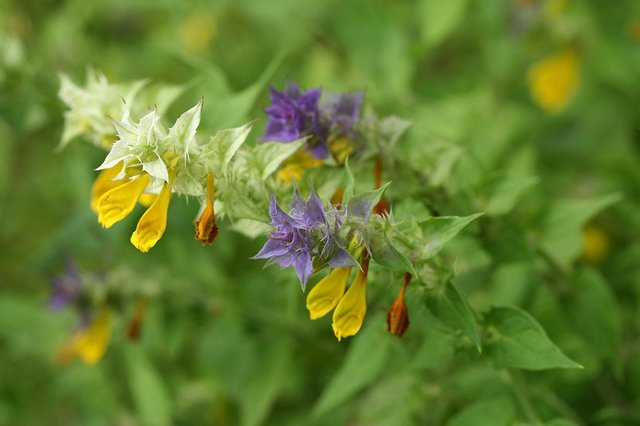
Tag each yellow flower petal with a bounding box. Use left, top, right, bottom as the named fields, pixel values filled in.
left=306, top=268, right=352, bottom=320
left=328, top=135, right=353, bottom=165
left=275, top=150, right=325, bottom=185
left=76, top=309, right=112, bottom=365
left=91, top=162, right=125, bottom=214
left=527, top=48, right=580, bottom=113
left=332, top=262, right=368, bottom=341
left=97, top=174, right=151, bottom=228
left=138, top=193, right=158, bottom=208
left=130, top=182, right=172, bottom=253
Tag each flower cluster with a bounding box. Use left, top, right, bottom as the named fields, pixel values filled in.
left=50, top=261, right=149, bottom=365
left=253, top=186, right=397, bottom=340
left=253, top=188, right=355, bottom=289
left=89, top=100, right=252, bottom=252
left=58, top=72, right=420, bottom=344
left=263, top=82, right=363, bottom=162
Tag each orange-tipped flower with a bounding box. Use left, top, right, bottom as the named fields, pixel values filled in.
left=127, top=299, right=147, bottom=341
left=195, top=173, right=219, bottom=245
left=387, top=273, right=411, bottom=337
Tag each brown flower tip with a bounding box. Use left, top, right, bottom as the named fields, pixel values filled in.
left=127, top=299, right=147, bottom=341
left=195, top=173, right=220, bottom=245
left=387, top=273, right=411, bottom=337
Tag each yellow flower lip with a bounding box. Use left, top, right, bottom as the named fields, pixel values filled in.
left=130, top=181, right=172, bottom=253
left=97, top=174, right=151, bottom=228
left=306, top=268, right=352, bottom=320
left=57, top=308, right=113, bottom=366
left=91, top=162, right=125, bottom=214
left=331, top=256, right=370, bottom=341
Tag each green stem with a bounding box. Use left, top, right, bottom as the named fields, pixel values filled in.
left=508, top=369, right=542, bottom=425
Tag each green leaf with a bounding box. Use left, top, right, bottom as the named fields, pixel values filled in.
left=419, top=0, right=468, bottom=48
left=209, top=121, right=254, bottom=173
left=426, top=280, right=482, bottom=352
left=447, top=394, right=515, bottom=426
left=346, top=183, right=390, bottom=220
left=563, top=268, right=622, bottom=364
left=370, top=230, right=417, bottom=276
left=545, top=419, right=579, bottom=426
left=419, top=213, right=483, bottom=259
left=126, top=346, right=172, bottom=426
left=240, top=340, right=291, bottom=426
left=253, top=139, right=306, bottom=180
left=484, top=306, right=582, bottom=370
left=540, top=194, right=620, bottom=268
left=313, top=319, right=390, bottom=418
left=484, top=176, right=539, bottom=216
left=343, top=157, right=356, bottom=202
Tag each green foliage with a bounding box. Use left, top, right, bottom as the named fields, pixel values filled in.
left=484, top=306, right=582, bottom=370
left=2, top=0, right=640, bottom=425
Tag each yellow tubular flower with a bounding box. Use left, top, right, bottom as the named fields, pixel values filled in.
left=275, top=150, right=325, bottom=185
left=76, top=308, right=113, bottom=365
left=307, top=268, right=352, bottom=320
left=91, top=162, right=125, bottom=214
left=57, top=308, right=113, bottom=366
left=332, top=258, right=369, bottom=341
left=527, top=48, right=580, bottom=113
left=138, top=193, right=158, bottom=208
left=328, top=135, right=353, bottom=165
left=97, top=174, right=151, bottom=228
left=130, top=182, right=172, bottom=253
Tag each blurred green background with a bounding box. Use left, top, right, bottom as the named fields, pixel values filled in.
left=2, top=0, right=640, bottom=424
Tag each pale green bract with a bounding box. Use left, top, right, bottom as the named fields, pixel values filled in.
left=58, top=69, right=148, bottom=150
left=97, top=99, right=256, bottom=201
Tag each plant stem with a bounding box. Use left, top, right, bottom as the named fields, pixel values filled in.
left=508, top=369, right=542, bottom=425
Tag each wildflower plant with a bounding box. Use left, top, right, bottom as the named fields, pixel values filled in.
left=3, top=2, right=635, bottom=425
left=54, top=63, right=620, bottom=424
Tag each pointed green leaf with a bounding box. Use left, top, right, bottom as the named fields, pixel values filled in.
left=540, top=194, right=620, bottom=267
left=420, top=213, right=483, bottom=259
left=484, top=176, right=539, bottom=216
left=419, top=0, right=468, bottom=48
left=253, top=139, right=306, bottom=180
left=346, top=183, right=390, bottom=220
left=313, top=319, right=390, bottom=418
left=370, top=230, right=417, bottom=276
left=126, top=346, right=172, bottom=426
left=564, top=268, right=622, bottom=364
left=343, top=157, right=356, bottom=202
left=240, top=340, right=291, bottom=426
left=447, top=395, right=515, bottom=426
left=426, top=281, right=481, bottom=351
left=209, top=121, right=253, bottom=172
left=485, top=306, right=582, bottom=370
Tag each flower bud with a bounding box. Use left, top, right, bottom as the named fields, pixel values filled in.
left=387, top=273, right=411, bottom=337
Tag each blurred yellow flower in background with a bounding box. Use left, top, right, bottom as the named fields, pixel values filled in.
left=275, top=150, right=325, bottom=185
left=57, top=308, right=113, bottom=366
left=581, top=224, right=609, bottom=265
left=179, top=12, right=216, bottom=54
left=527, top=48, right=580, bottom=113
